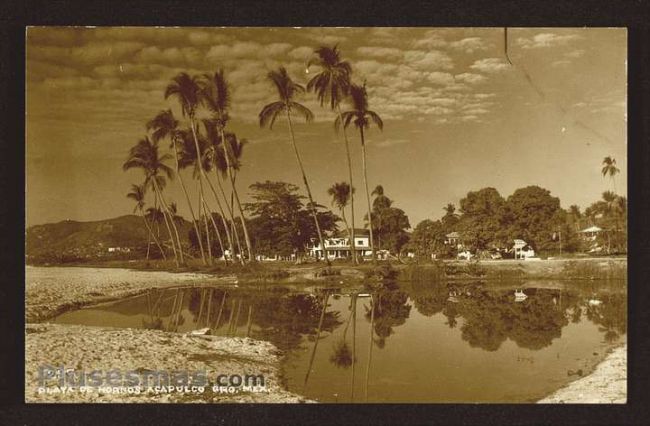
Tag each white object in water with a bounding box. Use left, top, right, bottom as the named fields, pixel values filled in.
left=447, top=296, right=459, bottom=303
left=588, top=299, right=603, bottom=306
left=514, top=290, right=528, bottom=301
left=357, top=293, right=371, bottom=297
left=190, top=327, right=211, bottom=335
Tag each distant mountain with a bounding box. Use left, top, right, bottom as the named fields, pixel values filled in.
left=26, top=215, right=192, bottom=264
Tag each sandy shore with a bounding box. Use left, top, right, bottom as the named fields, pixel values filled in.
left=538, top=344, right=627, bottom=403
left=25, top=323, right=307, bottom=403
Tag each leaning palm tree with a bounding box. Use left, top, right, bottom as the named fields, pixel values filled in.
left=123, top=137, right=184, bottom=266
left=147, top=109, right=207, bottom=264
left=126, top=183, right=165, bottom=260
left=259, top=67, right=329, bottom=265
left=200, top=70, right=253, bottom=262
left=601, top=156, right=620, bottom=193
left=328, top=182, right=354, bottom=259
left=201, top=120, right=241, bottom=261
left=337, top=83, right=383, bottom=263
left=176, top=127, right=226, bottom=263
left=223, top=132, right=248, bottom=257
left=307, top=45, right=358, bottom=264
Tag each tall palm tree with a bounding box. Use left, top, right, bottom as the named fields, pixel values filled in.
left=123, top=137, right=184, bottom=266
left=328, top=182, right=354, bottom=259
left=601, top=156, right=620, bottom=193
left=147, top=109, right=207, bottom=264
left=337, top=83, right=384, bottom=263
left=164, top=73, right=210, bottom=263
left=126, top=183, right=165, bottom=260
left=307, top=45, right=358, bottom=264
left=200, top=70, right=253, bottom=262
left=259, top=67, right=329, bottom=265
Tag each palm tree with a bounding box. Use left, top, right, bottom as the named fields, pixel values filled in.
left=259, top=66, right=329, bottom=265
left=147, top=109, right=207, bottom=264
left=337, top=83, right=384, bottom=263
left=307, top=45, right=357, bottom=264
left=163, top=73, right=209, bottom=262
left=443, top=203, right=456, bottom=217
left=569, top=204, right=582, bottom=231
left=200, top=70, right=253, bottom=262
left=601, top=156, right=620, bottom=193
left=328, top=182, right=354, bottom=259
left=126, top=183, right=165, bottom=260
left=123, top=137, right=184, bottom=266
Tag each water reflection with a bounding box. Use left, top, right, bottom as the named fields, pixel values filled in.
left=53, top=280, right=627, bottom=402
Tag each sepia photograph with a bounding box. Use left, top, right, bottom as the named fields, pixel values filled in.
left=24, top=26, right=627, bottom=404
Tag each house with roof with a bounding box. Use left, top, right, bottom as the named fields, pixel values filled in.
left=307, top=228, right=372, bottom=260
left=579, top=225, right=603, bottom=252
left=512, top=239, right=536, bottom=259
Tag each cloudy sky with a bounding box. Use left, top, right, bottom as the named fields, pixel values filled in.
left=26, top=27, right=626, bottom=227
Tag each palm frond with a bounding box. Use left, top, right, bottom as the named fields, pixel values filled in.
left=289, top=101, right=314, bottom=123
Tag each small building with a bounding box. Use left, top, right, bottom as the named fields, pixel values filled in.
left=512, top=239, right=535, bottom=260
left=107, top=247, right=131, bottom=253
left=307, top=228, right=372, bottom=260
left=580, top=225, right=602, bottom=240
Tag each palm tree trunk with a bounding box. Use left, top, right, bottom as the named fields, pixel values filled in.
left=151, top=181, right=179, bottom=267
left=144, top=213, right=151, bottom=260
left=351, top=293, right=357, bottom=402
left=202, top=196, right=226, bottom=262
left=152, top=178, right=185, bottom=265
left=215, top=291, right=227, bottom=329
left=286, top=109, right=330, bottom=266
left=219, top=129, right=254, bottom=262
left=360, top=127, right=376, bottom=263
left=304, top=292, right=329, bottom=389
left=365, top=294, right=375, bottom=402
left=337, top=105, right=357, bottom=264
left=340, top=208, right=353, bottom=260
left=213, top=172, right=244, bottom=263
left=198, top=180, right=213, bottom=265
left=172, top=137, right=207, bottom=265
left=140, top=210, right=166, bottom=260
left=204, top=173, right=237, bottom=264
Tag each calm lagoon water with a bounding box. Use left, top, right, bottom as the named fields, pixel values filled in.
left=53, top=280, right=626, bottom=403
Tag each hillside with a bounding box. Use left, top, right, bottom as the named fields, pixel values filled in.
left=26, top=215, right=192, bottom=264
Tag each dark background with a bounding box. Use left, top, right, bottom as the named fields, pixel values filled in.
left=1, top=0, right=650, bottom=425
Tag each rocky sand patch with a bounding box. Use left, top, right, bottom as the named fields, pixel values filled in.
left=25, top=323, right=308, bottom=403
left=538, top=344, right=627, bottom=403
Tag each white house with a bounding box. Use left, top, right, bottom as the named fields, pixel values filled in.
left=445, top=231, right=462, bottom=249
left=579, top=225, right=603, bottom=252
left=512, top=239, right=535, bottom=259
left=307, top=228, right=372, bottom=260
left=580, top=225, right=602, bottom=240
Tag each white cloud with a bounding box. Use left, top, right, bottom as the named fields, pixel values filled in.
left=356, top=46, right=403, bottom=60
left=469, top=58, right=510, bottom=73
left=449, top=37, right=487, bottom=53
left=454, top=72, right=486, bottom=84
left=403, top=50, right=453, bottom=71
left=516, top=33, right=582, bottom=49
